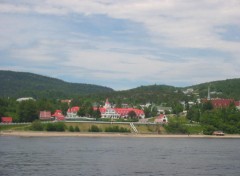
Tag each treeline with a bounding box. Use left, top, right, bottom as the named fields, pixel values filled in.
left=0, top=98, right=69, bottom=122
left=31, top=120, right=66, bottom=131
left=187, top=101, right=240, bottom=134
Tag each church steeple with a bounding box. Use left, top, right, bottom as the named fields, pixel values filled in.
left=207, top=85, right=211, bottom=100
left=104, top=98, right=111, bottom=109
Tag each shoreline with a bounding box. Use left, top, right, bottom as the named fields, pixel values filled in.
left=1, top=131, right=240, bottom=138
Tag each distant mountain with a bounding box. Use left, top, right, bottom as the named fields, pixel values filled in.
left=0, top=70, right=114, bottom=99
left=1, top=70, right=239, bottom=103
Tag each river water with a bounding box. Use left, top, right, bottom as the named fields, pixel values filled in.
left=0, top=136, right=239, bottom=176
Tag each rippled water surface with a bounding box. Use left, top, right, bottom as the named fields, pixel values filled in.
left=0, top=136, right=240, bottom=176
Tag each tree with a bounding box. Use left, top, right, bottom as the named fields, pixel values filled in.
left=60, top=102, right=69, bottom=116
left=143, top=106, right=151, bottom=118
left=0, top=98, right=8, bottom=117
left=17, top=100, right=38, bottom=122
left=202, top=101, right=213, bottom=111
left=30, top=120, right=44, bottom=131
left=186, top=105, right=201, bottom=122
left=128, top=110, right=137, bottom=119
left=77, top=107, right=86, bottom=117
left=150, top=106, right=158, bottom=117
left=172, top=103, right=183, bottom=115
left=93, top=107, right=101, bottom=119
left=69, top=126, right=74, bottom=132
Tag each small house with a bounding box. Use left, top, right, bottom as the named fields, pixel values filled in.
left=154, top=114, right=168, bottom=123
left=39, top=111, right=52, bottom=120
left=1, top=117, right=13, bottom=123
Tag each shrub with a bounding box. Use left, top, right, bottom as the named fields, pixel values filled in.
left=55, top=122, right=65, bottom=132
left=45, top=122, right=65, bottom=132
left=74, top=126, right=80, bottom=132
left=165, top=120, right=189, bottom=134
left=30, top=120, right=44, bottom=131
left=203, top=125, right=217, bottom=135
left=45, top=123, right=56, bottom=131
left=89, top=125, right=102, bottom=132
left=69, top=125, right=74, bottom=132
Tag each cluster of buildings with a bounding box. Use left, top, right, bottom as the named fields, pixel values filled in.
left=39, top=99, right=145, bottom=121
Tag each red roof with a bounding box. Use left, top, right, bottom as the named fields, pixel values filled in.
left=52, top=110, right=65, bottom=120
left=1, top=117, right=12, bottom=123
left=235, top=101, right=240, bottom=106
left=39, top=111, right=52, bottom=119
left=211, top=99, right=234, bottom=108
left=155, top=114, right=167, bottom=123
left=67, top=106, right=80, bottom=113
left=202, top=99, right=240, bottom=108
left=94, top=107, right=144, bottom=117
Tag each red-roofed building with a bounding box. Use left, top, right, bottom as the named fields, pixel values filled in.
left=1, top=117, right=13, bottom=123
left=67, top=106, right=80, bottom=117
left=94, top=99, right=145, bottom=119
left=202, top=98, right=240, bottom=109
left=39, top=111, right=52, bottom=120
left=154, top=114, right=168, bottom=123
left=52, top=110, right=65, bottom=121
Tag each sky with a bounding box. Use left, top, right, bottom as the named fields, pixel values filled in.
left=0, top=0, right=240, bottom=90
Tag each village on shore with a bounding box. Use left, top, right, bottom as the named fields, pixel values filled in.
left=1, top=87, right=240, bottom=136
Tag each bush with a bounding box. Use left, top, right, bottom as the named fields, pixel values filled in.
left=55, top=122, right=65, bottom=132
left=165, top=120, right=189, bottom=134
left=89, top=125, right=102, bottom=132
left=69, top=126, right=74, bottom=132
left=45, top=123, right=56, bottom=131
left=45, top=122, right=65, bottom=132
left=202, top=125, right=216, bottom=135
left=74, top=126, right=80, bottom=132
left=30, top=120, right=44, bottom=131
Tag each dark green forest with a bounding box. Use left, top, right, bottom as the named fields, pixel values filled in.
left=188, top=78, right=240, bottom=100
left=0, top=70, right=114, bottom=99
left=1, top=70, right=240, bottom=105
left=186, top=101, right=240, bottom=134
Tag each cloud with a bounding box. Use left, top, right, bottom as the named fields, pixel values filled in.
left=0, top=0, right=240, bottom=89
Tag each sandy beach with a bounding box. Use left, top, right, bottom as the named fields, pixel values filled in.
left=1, top=131, right=240, bottom=138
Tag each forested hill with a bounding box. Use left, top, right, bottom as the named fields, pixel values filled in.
left=0, top=70, right=114, bottom=99
left=84, top=85, right=185, bottom=106
left=187, top=78, right=240, bottom=100
left=1, top=70, right=240, bottom=102
left=84, top=80, right=240, bottom=106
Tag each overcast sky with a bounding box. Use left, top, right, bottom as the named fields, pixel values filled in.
left=0, top=0, right=240, bottom=90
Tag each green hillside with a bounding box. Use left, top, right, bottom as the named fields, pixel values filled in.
left=0, top=70, right=114, bottom=99
left=1, top=70, right=240, bottom=103
left=83, top=84, right=185, bottom=107
left=188, top=78, right=240, bottom=100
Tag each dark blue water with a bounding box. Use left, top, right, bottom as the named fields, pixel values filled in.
left=0, top=136, right=239, bottom=176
